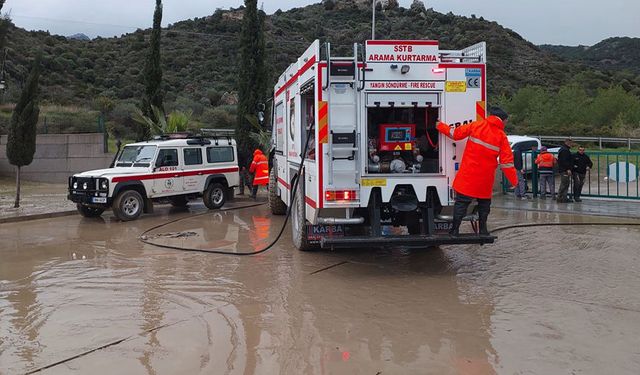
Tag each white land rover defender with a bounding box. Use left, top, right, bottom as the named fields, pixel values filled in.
left=68, top=133, right=240, bottom=221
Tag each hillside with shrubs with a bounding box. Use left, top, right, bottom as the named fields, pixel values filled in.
left=0, top=0, right=638, bottom=139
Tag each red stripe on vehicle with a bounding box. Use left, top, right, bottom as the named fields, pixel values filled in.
left=111, top=167, right=239, bottom=183
left=305, top=196, right=317, bottom=208
left=317, top=63, right=325, bottom=208
left=318, top=146, right=324, bottom=208
left=318, top=62, right=326, bottom=101
left=275, top=56, right=317, bottom=97
left=278, top=177, right=290, bottom=190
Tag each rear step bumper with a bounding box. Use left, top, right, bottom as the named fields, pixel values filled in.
left=320, top=234, right=496, bottom=249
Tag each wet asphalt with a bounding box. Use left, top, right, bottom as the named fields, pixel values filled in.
left=1, top=199, right=640, bottom=374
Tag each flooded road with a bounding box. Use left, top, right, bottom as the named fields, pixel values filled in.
left=1, top=202, right=640, bottom=374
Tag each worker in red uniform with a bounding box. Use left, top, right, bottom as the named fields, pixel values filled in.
left=249, top=149, right=269, bottom=199
left=437, top=107, right=518, bottom=236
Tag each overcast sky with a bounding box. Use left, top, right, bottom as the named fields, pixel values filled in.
left=4, top=0, right=639, bottom=46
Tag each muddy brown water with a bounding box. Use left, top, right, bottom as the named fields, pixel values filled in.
left=1, top=202, right=640, bottom=374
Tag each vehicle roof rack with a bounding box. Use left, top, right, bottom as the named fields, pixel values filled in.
left=200, top=128, right=235, bottom=137
left=200, top=128, right=234, bottom=145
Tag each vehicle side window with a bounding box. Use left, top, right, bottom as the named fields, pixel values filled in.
left=517, top=141, right=538, bottom=151
left=156, top=149, right=178, bottom=167
left=206, top=146, right=234, bottom=163
left=524, top=141, right=538, bottom=151
left=183, top=148, right=203, bottom=166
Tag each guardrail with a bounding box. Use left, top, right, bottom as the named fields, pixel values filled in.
left=502, top=150, right=640, bottom=200
left=534, top=136, right=640, bottom=150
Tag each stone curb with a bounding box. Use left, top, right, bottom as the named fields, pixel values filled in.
left=0, top=210, right=77, bottom=225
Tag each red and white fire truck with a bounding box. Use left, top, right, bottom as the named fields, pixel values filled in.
left=269, top=39, right=495, bottom=250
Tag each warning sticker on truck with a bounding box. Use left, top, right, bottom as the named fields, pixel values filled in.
left=445, top=81, right=467, bottom=92
left=361, top=178, right=387, bottom=187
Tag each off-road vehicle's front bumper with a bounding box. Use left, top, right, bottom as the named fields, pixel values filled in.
left=68, top=176, right=111, bottom=206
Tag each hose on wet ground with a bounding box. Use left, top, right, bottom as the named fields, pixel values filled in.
left=139, top=127, right=314, bottom=256
left=141, top=192, right=640, bottom=256
left=490, top=221, right=640, bottom=234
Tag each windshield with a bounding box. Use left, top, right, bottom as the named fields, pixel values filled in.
left=116, top=145, right=157, bottom=167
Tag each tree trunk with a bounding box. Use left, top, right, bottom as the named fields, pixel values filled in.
left=14, top=166, right=20, bottom=208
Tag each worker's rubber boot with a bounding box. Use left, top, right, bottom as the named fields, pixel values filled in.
left=449, top=202, right=467, bottom=237
left=477, top=202, right=491, bottom=236
left=449, top=218, right=462, bottom=237
left=478, top=214, right=490, bottom=236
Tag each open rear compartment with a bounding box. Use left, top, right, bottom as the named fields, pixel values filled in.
left=366, top=105, right=441, bottom=175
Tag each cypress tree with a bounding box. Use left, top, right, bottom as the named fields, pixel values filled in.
left=237, top=0, right=268, bottom=157
left=6, top=55, right=41, bottom=208
left=0, top=0, right=8, bottom=51
left=140, top=0, right=164, bottom=140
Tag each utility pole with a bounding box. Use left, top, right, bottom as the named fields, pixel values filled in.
left=371, top=0, right=376, bottom=40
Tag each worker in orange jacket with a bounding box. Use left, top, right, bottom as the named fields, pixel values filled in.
left=437, top=107, right=518, bottom=236
left=535, top=146, right=557, bottom=199
left=249, top=149, right=269, bottom=199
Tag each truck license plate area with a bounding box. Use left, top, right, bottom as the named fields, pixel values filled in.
left=434, top=221, right=453, bottom=233
left=307, top=225, right=344, bottom=244
left=92, top=197, right=107, bottom=204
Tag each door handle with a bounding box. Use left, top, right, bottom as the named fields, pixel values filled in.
left=197, top=172, right=203, bottom=175
left=174, top=174, right=180, bottom=177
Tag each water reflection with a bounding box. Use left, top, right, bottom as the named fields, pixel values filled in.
left=146, top=206, right=283, bottom=254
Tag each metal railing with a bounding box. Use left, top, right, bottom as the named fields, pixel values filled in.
left=502, top=150, right=640, bottom=200
left=536, top=136, right=640, bottom=150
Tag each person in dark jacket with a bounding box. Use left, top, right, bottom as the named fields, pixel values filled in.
left=512, top=144, right=527, bottom=199
left=572, top=146, right=593, bottom=202
left=237, top=151, right=253, bottom=195
left=556, top=138, right=575, bottom=203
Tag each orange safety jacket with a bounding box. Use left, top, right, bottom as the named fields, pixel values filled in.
left=249, top=152, right=269, bottom=186
left=437, top=115, right=518, bottom=199
left=535, top=151, right=556, bottom=174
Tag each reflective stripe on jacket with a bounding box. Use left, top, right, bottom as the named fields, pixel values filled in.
left=535, top=151, right=556, bottom=174
left=437, top=115, right=517, bottom=199
left=249, top=153, right=269, bottom=186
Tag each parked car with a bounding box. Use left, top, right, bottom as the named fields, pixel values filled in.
left=68, top=134, right=240, bottom=221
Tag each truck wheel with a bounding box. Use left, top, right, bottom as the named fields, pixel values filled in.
left=203, top=183, right=226, bottom=209
left=291, top=177, right=318, bottom=251
left=77, top=204, right=105, bottom=218
left=113, top=190, right=144, bottom=221
left=169, top=196, right=188, bottom=207
left=269, top=167, right=287, bottom=215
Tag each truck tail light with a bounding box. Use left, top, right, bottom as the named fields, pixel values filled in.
left=325, top=190, right=358, bottom=202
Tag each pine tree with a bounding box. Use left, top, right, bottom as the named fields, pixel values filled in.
left=6, top=55, right=41, bottom=208
left=140, top=0, right=164, bottom=140
left=237, top=0, right=268, bottom=157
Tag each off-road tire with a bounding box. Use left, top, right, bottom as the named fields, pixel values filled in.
left=291, top=177, right=318, bottom=251
left=112, top=190, right=144, bottom=221
left=203, top=183, right=226, bottom=209
left=77, top=204, right=105, bottom=218
left=169, top=196, right=189, bottom=207
left=269, top=167, right=287, bottom=215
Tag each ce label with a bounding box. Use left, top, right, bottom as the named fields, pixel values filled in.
left=466, top=77, right=480, bottom=88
